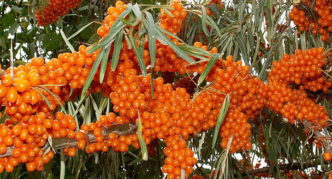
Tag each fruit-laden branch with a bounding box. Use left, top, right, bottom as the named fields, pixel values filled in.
left=245, top=159, right=328, bottom=176
left=0, top=123, right=138, bottom=157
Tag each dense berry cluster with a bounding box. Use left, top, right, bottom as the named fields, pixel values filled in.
left=162, top=136, right=197, bottom=179
left=289, top=0, right=332, bottom=41
left=158, top=0, right=187, bottom=35
left=97, top=1, right=127, bottom=37
left=0, top=0, right=331, bottom=177
left=267, top=48, right=331, bottom=128
left=35, top=0, right=82, bottom=26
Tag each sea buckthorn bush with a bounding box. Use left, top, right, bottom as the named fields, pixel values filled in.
left=0, top=0, right=332, bottom=178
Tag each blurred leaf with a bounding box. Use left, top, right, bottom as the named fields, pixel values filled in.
left=43, top=32, right=62, bottom=51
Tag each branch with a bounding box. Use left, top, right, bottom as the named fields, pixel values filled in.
left=0, top=123, right=138, bottom=157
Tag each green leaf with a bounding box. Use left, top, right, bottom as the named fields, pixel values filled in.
left=212, top=94, right=230, bottom=149
left=132, top=4, right=142, bottom=21
left=145, top=12, right=156, bottom=68
left=60, top=29, right=75, bottom=53
left=68, top=21, right=95, bottom=40
left=155, top=25, right=185, bottom=43
left=111, top=29, right=124, bottom=71
left=81, top=48, right=105, bottom=97
left=37, top=91, right=52, bottom=110
left=87, top=5, right=132, bottom=54
left=35, top=86, right=65, bottom=111
left=137, top=111, right=148, bottom=161
left=155, top=25, right=194, bottom=64
left=43, top=32, right=62, bottom=51
left=99, top=44, right=112, bottom=83
left=198, top=53, right=220, bottom=85
left=201, top=6, right=209, bottom=36
left=128, top=35, right=147, bottom=76
left=88, top=22, right=125, bottom=54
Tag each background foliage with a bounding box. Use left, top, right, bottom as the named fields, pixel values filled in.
left=0, top=0, right=331, bottom=178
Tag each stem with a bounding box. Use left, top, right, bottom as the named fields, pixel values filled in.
left=10, top=39, right=14, bottom=78
left=60, top=151, right=66, bottom=179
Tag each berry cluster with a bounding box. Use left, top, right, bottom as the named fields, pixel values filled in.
left=158, top=0, right=187, bottom=35
left=97, top=1, right=127, bottom=38
left=267, top=48, right=331, bottom=128
left=35, top=0, right=82, bottom=26
left=162, top=136, right=197, bottom=179
left=289, top=0, right=332, bottom=41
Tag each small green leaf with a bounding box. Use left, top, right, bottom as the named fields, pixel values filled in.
left=198, top=53, right=220, bottom=85
left=212, top=94, right=230, bottom=149
left=81, top=49, right=105, bottom=97
left=43, top=32, right=62, bottom=51
left=38, top=92, right=52, bottom=110
left=137, top=111, right=148, bottom=161
left=128, top=35, right=147, bottom=75
left=201, top=6, right=209, bottom=36
left=111, top=29, right=124, bottom=71
left=68, top=21, right=95, bottom=40
left=60, top=29, right=75, bottom=53
left=145, top=12, right=156, bottom=68
left=99, top=44, right=112, bottom=83
left=88, top=22, right=125, bottom=54
left=87, top=5, right=132, bottom=54
left=155, top=25, right=194, bottom=64
left=132, top=4, right=142, bottom=20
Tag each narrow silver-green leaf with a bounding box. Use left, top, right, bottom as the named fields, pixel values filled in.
left=111, top=29, right=124, bottom=71
left=60, top=29, right=75, bottom=53
left=37, top=91, right=52, bottom=110
left=99, top=44, right=112, bottom=83
left=212, top=94, right=230, bottom=149
left=145, top=12, right=156, bottom=68
left=198, top=53, right=219, bottom=85
left=201, top=6, right=209, bottom=36
left=137, top=111, right=148, bottom=161
left=87, top=5, right=132, bottom=54
left=128, top=35, right=147, bottom=75
left=155, top=25, right=194, bottom=64
left=81, top=49, right=105, bottom=97
left=68, top=21, right=95, bottom=40
left=34, top=86, right=65, bottom=111
left=132, top=3, right=142, bottom=20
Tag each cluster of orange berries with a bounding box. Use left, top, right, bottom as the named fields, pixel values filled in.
left=267, top=48, right=331, bottom=127
left=0, top=112, right=65, bottom=172
left=289, top=0, right=332, bottom=41
left=97, top=1, right=127, bottom=38
left=35, top=0, right=82, bottom=26
left=0, top=45, right=99, bottom=125
left=158, top=0, right=187, bottom=35
left=162, top=136, right=197, bottom=179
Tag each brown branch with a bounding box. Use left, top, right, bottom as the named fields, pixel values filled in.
left=0, top=123, right=138, bottom=157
